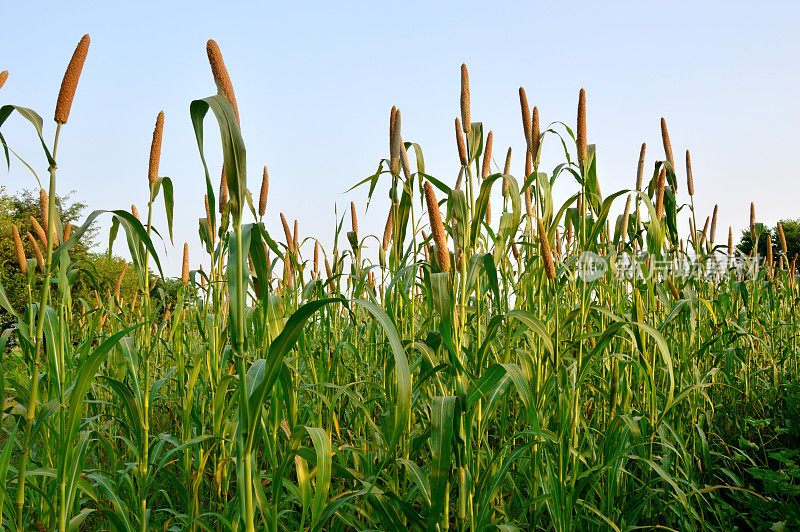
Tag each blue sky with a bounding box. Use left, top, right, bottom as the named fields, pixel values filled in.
left=1, top=1, right=799, bottom=275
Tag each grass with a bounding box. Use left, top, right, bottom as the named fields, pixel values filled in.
left=0, top=36, right=799, bottom=532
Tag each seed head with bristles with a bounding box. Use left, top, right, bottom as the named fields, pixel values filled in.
left=778, top=221, right=788, bottom=254
left=55, top=34, right=90, bottom=124
left=576, top=88, right=587, bottom=165
left=710, top=205, right=718, bottom=244
left=424, top=182, right=450, bottom=271
left=382, top=207, right=394, bottom=252
left=655, top=167, right=666, bottom=219
left=350, top=201, right=358, bottom=237
left=636, top=143, right=646, bottom=191
left=30, top=216, right=47, bottom=248
left=259, top=165, right=269, bottom=218
left=12, top=225, right=26, bottom=274
left=148, top=111, right=164, bottom=184
left=206, top=39, right=240, bottom=126
left=27, top=232, right=44, bottom=271
left=482, top=130, right=493, bottom=180
left=219, top=168, right=228, bottom=214
left=0, top=70, right=7, bottom=91
left=537, top=217, right=556, bottom=279
left=660, top=117, right=675, bottom=169
left=460, top=64, right=470, bottom=133
left=685, top=149, right=694, bottom=196
left=519, top=87, right=531, bottom=150
left=455, top=118, right=468, bottom=166
left=182, top=243, right=190, bottom=285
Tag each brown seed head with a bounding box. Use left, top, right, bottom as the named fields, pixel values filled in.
left=206, top=39, right=240, bottom=126
left=728, top=227, right=734, bottom=256
left=13, top=225, right=27, bottom=274
left=0, top=70, right=7, bottom=90
left=63, top=222, right=72, bottom=242
left=390, top=110, right=402, bottom=175
left=519, top=87, right=531, bottom=150
left=389, top=106, right=397, bottom=154
left=525, top=150, right=532, bottom=179
left=750, top=202, right=756, bottom=238
left=525, top=188, right=533, bottom=221
left=27, top=232, right=44, bottom=271
left=280, top=213, right=294, bottom=254
left=778, top=221, right=788, bottom=254
left=181, top=243, right=190, bottom=285
left=115, top=263, right=128, bottom=299
left=502, top=147, right=512, bottom=197
left=350, top=201, right=358, bottom=236
left=685, top=150, right=694, bottom=196
left=655, top=167, right=666, bottom=219
left=537, top=217, right=556, bottom=279
left=219, top=168, right=228, bottom=214
left=204, top=194, right=215, bottom=244
left=259, top=165, right=269, bottom=218
left=30, top=216, right=47, bottom=248
left=660, top=117, right=674, bottom=169
left=148, top=111, right=164, bottom=184
left=55, top=34, right=90, bottom=124
left=577, top=88, right=587, bottom=165
left=400, top=142, right=412, bottom=181
left=382, top=207, right=394, bottom=252
left=314, top=241, right=320, bottom=274
left=482, top=130, right=493, bottom=180
left=39, top=188, right=49, bottom=233
left=636, top=143, right=646, bottom=191
left=293, top=220, right=299, bottom=250
left=460, top=64, right=470, bottom=133
left=710, top=205, right=718, bottom=244
left=424, top=182, right=450, bottom=271
left=455, top=118, right=467, bottom=166
left=131, top=204, right=140, bottom=220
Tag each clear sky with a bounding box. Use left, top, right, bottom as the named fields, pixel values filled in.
left=1, top=1, right=798, bottom=276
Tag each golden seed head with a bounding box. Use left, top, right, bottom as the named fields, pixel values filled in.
left=767, top=234, right=773, bottom=270
left=30, top=216, right=47, bottom=249
left=0, top=70, right=7, bottom=90
left=424, top=181, right=450, bottom=271
left=531, top=106, right=540, bottom=163
left=655, top=167, right=666, bottom=219
left=778, top=221, right=788, bottom=254
left=12, top=225, right=27, bottom=274
left=636, top=143, right=646, bottom=191
left=502, top=146, right=512, bottom=197
left=293, top=220, right=299, bottom=250
left=710, top=205, right=718, bottom=244
left=206, top=39, right=240, bottom=126
left=455, top=117, right=468, bottom=166
left=750, top=202, right=756, bottom=237
left=728, top=227, right=734, bottom=255
left=481, top=130, right=493, bottom=180
left=390, top=110, right=402, bottom=175
left=181, top=243, right=190, bottom=285
left=519, top=87, right=532, bottom=150
left=537, top=217, right=556, bottom=279
left=524, top=188, right=533, bottom=220
left=39, top=188, right=49, bottom=231
left=27, top=232, right=44, bottom=271
left=525, top=150, right=532, bottom=179
left=325, top=256, right=333, bottom=279
left=350, top=201, right=358, bottom=236
left=660, top=117, right=674, bottom=169
left=577, top=88, right=587, bottom=164
left=219, top=168, right=228, bottom=214
left=55, top=34, right=90, bottom=124
left=314, top=241, right=319, bottom=273
left=685, top=149, right=694, bottom=196
left=131, top=204, right=140, bottom=220
left=259, top=165, right=269, bottom=218
left=382, top=207, right=394, bottom=252
left=204, top=194, right=215, bottom=244
left=115, top=263, right=128, bottom=299
left=460, top=63, right=470, bottom=133
left=147, top=111, right=165, bottom=184
left=280, top=213, right=294, bottom=254
left=63, top=222, right=72, bottom=242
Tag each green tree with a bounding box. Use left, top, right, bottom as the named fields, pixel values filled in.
left=737, top=219, right=800, bottom=271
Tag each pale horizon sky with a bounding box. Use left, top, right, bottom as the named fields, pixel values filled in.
left=1, top=1, right=799, bottom=276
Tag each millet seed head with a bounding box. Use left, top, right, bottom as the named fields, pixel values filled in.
left=531, top=106, right=540, bottom=163
left=55, top=34, right=90, bottom=124
left=206, top=39, right=240, bottom=126
left=660, top=117, right=675, bottom=169
left=0, top=70, right=8, bottom=90
left=424, top=181, right=450, bottom=272
left=259, top=165, right=269, bottom=218
left=27, top=231, right=44, bottom=271
left=12, top=225, right=26, bottom=274
left=537, top=217, right=556, bottom=280
left=482, top=131, right=493, bottom=180
left=577, top=88, right=587, bottom=165
left=460, top=63, right=470, bottom=133
left=636, top=143, right=646, bottom=191
left=519, top=87, right=531, bottom=151
left=219, top=168, right=228, bottom=214
left=350, top=201, right=358, bottom=236
left=182, top=243, right=190, bottom=285
left=455, top=118, right=468, bottom=166
left=382, top=207, right=394, bottom=252
left=685, top=149, right=694, bottom=196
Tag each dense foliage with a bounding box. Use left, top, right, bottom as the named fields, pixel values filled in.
left=0, top=36, right=798, bottom=532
